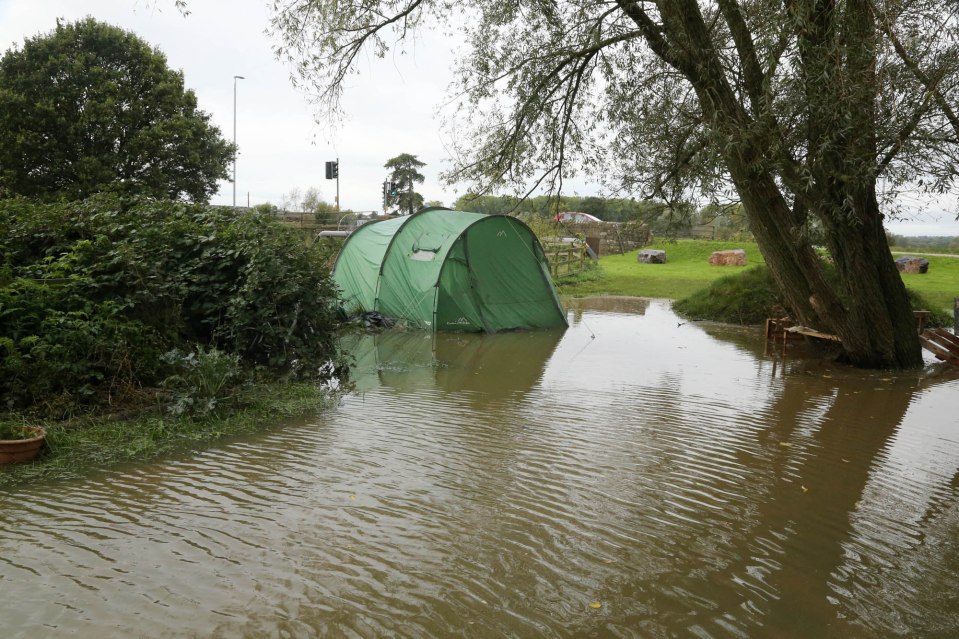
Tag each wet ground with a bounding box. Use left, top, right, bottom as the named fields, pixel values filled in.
left=2, top=297, right=958, bottom=638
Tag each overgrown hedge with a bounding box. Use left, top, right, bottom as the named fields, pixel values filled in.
left=0, top=196, right=343, bottom=417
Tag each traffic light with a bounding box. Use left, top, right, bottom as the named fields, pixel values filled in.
left=325, top=160, right=338, bottom=180
left=381, top=180, right=389, bottom=206
left=389, top=181, right=398, bottom=197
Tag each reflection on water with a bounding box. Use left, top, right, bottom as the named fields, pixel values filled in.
left=567, top=295, right=650, bottom=322
left=343, top=329, right=563, bottom=400
left=2, top=298, right=958, bottom=638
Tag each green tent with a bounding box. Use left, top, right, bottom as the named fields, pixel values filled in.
left=332, top=208, right=568, bottom=332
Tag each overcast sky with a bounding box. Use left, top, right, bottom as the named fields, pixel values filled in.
left=1, top=0, right=957, bottom=235
left=0, top=0, right=463, bottom=214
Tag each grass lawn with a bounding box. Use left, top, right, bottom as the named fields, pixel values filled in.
left=556, top=239, right=957, bottom=313
left=557, top=239, right=765, bottom=299
left=896, top=256, right=959, bottom=312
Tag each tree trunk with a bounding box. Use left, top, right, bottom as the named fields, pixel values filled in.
left=816, top=187, right=922, bottom=368
left=654, top=0, right=923, bottom=369
left=726, top=157, right=921, bottom=368
left=725, top=166, right=838, bottom=331
left=804, top=0, right=921, bottom=368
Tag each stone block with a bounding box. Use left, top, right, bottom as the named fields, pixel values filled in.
left=637, top=249, right=667, bottom=264
left=708, top=249, right=747, bottom=266
left=895, top=256, right=929, bottom=274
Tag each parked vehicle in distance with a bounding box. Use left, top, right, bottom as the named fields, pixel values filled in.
left=555, top=211, right=604, bottom=223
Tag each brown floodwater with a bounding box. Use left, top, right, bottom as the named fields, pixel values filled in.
left=2, top=297, right=959, bottom=638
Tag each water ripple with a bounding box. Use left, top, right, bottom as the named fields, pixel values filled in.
left=2, top=299, right=958, bottom=638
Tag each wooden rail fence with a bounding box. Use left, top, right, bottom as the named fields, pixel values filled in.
left=555, top=221, right=651, bottom=256
left=543, top=243, right=589, bottom=278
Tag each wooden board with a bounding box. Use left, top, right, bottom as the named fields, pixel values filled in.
left=785, top=326, right=842, bottom=342
left=928, top=328, right=959, bottom=349
left=920, top=329, right=959, bottom=367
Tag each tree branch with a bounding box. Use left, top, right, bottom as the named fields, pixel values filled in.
left=875, top=5, right=959, bottom=143
left=716, top=0, right=765, bottom=114
left=614, top=1, right=686, bottom=71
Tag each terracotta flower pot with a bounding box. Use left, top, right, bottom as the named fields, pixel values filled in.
left=0, top=426, right=47, bottom=464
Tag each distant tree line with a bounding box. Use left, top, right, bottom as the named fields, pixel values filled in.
left=452, top=193, right=760, bottom=239
left=886, top=234, right=959, bottom=252
left=453, top=193, right=684, bottom=226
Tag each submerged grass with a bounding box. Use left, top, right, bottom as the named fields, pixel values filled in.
left=0, top=382, right=337, bottom=489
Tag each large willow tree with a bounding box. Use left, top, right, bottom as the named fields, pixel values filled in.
left=270, top=1, right=959, bottom=368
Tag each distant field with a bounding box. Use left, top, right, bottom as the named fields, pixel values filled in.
left=556, top=239, right=957, bottom=312
left=890, top=246, right=959, bottom=256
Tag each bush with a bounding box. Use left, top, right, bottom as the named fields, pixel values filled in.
left=0, top=195, right=343, bottom=417
left=673, top=263, right=952, bottom=328
left=0, top=278, right=162, bottom=415
left=905, top=289, right=953, bottom=328
left=160, top=347, right=243, bottom=416
left=673, top=265, right=784, bottom=325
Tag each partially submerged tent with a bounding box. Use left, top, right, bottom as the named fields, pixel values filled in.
left=332, top=208, right=568, bottom=332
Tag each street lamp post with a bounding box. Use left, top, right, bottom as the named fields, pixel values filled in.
left=233, top=75, right=245, bottom=207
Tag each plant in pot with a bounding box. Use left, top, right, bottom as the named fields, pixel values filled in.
left=0, top=422, right=47, bottom=464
